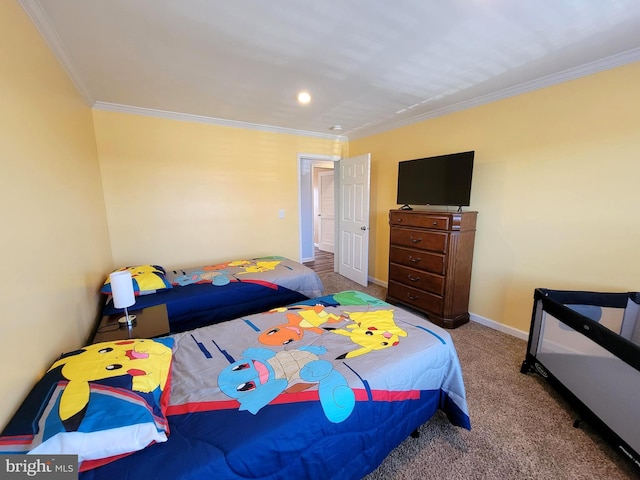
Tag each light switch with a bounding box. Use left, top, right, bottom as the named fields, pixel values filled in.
left=278, top=209, right=285, bottom=219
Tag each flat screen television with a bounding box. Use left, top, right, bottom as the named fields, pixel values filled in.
left=396, top=151, right=474, bottom=209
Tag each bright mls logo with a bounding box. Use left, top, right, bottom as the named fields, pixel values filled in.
left=1, top=455, right=77, bottom=479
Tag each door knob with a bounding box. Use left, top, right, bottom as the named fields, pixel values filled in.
left=360, top=226, right=368, bottom=231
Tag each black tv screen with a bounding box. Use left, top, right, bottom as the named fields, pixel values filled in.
left=396, top=151, right=474, bottom=207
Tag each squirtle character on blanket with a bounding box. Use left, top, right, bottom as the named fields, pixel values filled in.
left=172, top=268, right=233, bottom=287
left=217, top=346, right=355, bottom=423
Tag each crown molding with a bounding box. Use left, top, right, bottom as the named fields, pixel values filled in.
left=92, top=102, right=347, bottom=140
left=18, top=0, right=94, bottom=105
left=20, top=0, right=639, bottom=142
left=349, top=47, right=640, bottom=139
left=20, top=0, right=344, bottom=141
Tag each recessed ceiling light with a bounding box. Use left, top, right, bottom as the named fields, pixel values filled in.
left=297, top=91, right=311, bottom=104
left=330, top=125, right=343, bottom=131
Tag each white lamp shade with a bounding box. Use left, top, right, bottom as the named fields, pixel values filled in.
left=110, top=270, right=136, bottom=309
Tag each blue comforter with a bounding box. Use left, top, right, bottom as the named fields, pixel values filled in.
left=83, top=291, right=470, bottom=479
left=102, top=256, right=324, bottom=333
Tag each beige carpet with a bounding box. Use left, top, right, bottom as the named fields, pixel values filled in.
left=318, top=272, right=637, bottom=480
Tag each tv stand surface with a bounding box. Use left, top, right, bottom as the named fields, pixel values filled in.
left=386, top=209, right=477, bottom=329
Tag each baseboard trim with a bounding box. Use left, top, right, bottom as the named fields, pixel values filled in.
left=470, top=312, right=529, bottom=341
left=365, top=277, right=528, bottom=341
left=369, top=276, right=388, bottom=288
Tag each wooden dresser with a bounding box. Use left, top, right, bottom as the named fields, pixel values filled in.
left=386, top=209, right=477, bottom=328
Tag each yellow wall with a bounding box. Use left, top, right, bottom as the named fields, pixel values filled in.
left=93, top=110, right=345, bottom=268
left=4, top=0, right=639, bottom=431
left=0, top=1, right=112, bottom=427
left=351, top=61, right=640, bottom=333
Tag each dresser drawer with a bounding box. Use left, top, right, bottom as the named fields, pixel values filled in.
left=388, top=281, right=443, bottom=316
left=390, top=227, right=448, bottom=253
left=389, top=246, right=446, bottom=275
left=389, top=263, right=445, bottom=296
left=389, top=211, right=451, bottom=230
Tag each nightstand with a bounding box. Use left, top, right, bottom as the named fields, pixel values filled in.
left=91, top=304, right=170, bottom=344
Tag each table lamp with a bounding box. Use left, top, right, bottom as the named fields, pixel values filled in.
left=109, top=270, right=136, bottom=327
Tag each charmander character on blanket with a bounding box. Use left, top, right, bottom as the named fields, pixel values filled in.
left=258, top=305, right=345, bottom=346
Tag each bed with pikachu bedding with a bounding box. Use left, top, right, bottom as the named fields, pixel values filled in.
left=1, top=291, right=470, bottom=479
left=99, top=256, right=324, bottom=334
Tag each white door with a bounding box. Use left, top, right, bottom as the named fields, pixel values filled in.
left=338, top=153, right=371, bottom=286
left=318, top=170, right=335, bottom=253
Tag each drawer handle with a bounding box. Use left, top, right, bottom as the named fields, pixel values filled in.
left=410, top=236, right=422, bottom=244
left=407, top=275, right=421, bottom=282
left=408, top=255, right=422, bottom=264
left=432, top=221, right=438, bottom=226
left=407, top=293, right=419, bottom=301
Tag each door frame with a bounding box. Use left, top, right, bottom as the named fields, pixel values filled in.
left=297, top=153, right=340, bottom=263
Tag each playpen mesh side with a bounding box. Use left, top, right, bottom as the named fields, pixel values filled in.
left=534, top=293, right=640, bottom=459
left=621, top=296, right=640, bottom=346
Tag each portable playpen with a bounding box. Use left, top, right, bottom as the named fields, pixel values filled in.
left=521, top=288, right=640, bottom=470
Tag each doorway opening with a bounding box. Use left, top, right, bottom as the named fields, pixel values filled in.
left=298, top=154, right=339, bottom=264
left=314, top=165, right=335, bottom=254
left=298, top=153, right=371, bottom=287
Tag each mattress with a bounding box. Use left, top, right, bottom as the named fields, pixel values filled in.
left=92, top=291, right=470, bottom=478
left=101, top=256, right=324, bottom=333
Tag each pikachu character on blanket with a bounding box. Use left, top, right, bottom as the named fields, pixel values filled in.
left=48, top=339, right=172, bottom=430
left=326, top=309, right=408, bottom=359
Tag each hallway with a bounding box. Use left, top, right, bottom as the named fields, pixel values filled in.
left=303, top=248, right=333, bottom=274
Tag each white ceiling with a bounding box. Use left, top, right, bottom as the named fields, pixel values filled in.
left=20, top=0, right=640, bottom=139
